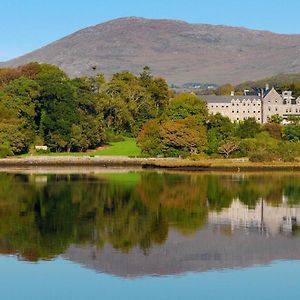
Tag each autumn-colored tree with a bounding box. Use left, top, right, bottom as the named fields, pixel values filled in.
left=263, top=123, right=283, bottom=140
left=215, top=83, right=235, bottom=95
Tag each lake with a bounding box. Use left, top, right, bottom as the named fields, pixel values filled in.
left=1, top=170, right=300, bottom=299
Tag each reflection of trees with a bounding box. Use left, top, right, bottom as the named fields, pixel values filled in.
left=0, top=172, right=299, bottom=261
left=137, top=173, right=208, bottom=235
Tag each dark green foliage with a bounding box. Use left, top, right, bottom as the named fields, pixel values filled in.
left=0, top=63, right=170, bottom=155
left=236, top=117, right=261, bottom=139
left=0, top=145, right=13, bottom=158
left=207, top=113, right=235, bottom=154
left=284, top=124, right=300, bottom=141
left=164, top=93, right=208, bottom=123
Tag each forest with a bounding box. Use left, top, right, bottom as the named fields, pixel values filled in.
left=0, top=62, right=300, bottom=161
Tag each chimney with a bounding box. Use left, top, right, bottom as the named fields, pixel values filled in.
left=231, top=91, right=235, bottom=96
left=265, top=83, right=270, bottom=91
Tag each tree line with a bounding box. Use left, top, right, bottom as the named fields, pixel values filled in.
left=137, top=93, right=300, bottom=161
left=0, top=63, right=169, bottom=156
left=1, top=62, right=300, bottom=161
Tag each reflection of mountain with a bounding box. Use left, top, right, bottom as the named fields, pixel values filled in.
left=63, top=226, right=300, bottom=278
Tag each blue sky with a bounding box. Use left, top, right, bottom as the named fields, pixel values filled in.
left=1, top=0, right=300, bottom=61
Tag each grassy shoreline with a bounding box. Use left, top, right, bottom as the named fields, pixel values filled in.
left=1, top=156, right=300, bottom=171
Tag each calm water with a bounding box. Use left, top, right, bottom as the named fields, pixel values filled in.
left=1, top=170, right=300, bottom=299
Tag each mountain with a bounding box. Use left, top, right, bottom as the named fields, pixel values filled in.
left=2, top=17, right=300, bottom=85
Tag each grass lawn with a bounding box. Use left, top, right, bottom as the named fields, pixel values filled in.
left=93, top=138, right=141, bottom=157
left=30, top=138, right=141, bottom=157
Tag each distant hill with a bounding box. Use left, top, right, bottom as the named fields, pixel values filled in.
left=2, top=17, right=300, bottom=84
left=236, top=72, right=300, bottom=91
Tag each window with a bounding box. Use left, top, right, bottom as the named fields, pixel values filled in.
left=275, top=108, right=278, bottom=112
left=232, top=111, right=234, bottom=113
left=253, top=111, right=256, bottom=113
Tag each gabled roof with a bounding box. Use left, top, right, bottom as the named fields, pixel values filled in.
left=202, top=95, right=261, bottom=104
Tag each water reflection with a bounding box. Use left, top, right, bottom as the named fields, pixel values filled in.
left=0, top=171, right=300, bottom=276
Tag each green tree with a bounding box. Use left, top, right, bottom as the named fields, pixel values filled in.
left=268, top=114, right=283, bottom=124
left=165, top=93, right=208, bottom=123
left=236, top=117, right=261, bottom=139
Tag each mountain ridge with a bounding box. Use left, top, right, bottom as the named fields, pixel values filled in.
left=2, top=17, right=300, bottom=84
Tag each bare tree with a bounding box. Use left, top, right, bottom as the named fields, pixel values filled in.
left=218, top=140, right=240, bottom=158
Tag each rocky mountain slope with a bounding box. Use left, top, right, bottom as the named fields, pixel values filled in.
left=2, top=17, right=300, bottom=84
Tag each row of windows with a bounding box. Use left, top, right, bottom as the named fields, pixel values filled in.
left=232, top=103, right=261, bottom=107
left=232, top=111, right=260, bottom=114
left=268, top=107, right=300, bottom=113
left=211, top=103, right=261, bottom=108
left=235, top=117, right=261, bottom=121
left=211, top=105, right=229, bottom=108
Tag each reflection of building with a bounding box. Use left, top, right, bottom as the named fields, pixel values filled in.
left=203, top=86, right=300, bottom=124
left=209, top=198, right=300, bottom=236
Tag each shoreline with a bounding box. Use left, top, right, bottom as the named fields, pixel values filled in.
left=0, top=156, right=300, bottom=172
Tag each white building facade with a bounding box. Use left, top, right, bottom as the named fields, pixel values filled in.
left=203, top=87, right=300, bottom=124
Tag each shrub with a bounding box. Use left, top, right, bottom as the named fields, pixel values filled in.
left=0, top=145, right=13, bottom=158
left=36, top=148, right=51, bottom=155
left=263, top=123, right=283, bottom=140
left=249, top=150, right=279, bottom=162
left=105, top=130, right=125, bottom=143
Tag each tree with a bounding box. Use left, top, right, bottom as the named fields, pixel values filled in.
left=137, top=119, right=162, bottom=157
left=165, top=93, right=208, bottom=124
left=160, top=118, right=208, bottom=156
left=207, top=113, right=235, bottom=154
left=138, top=116, right=208, bottom=157
left=268, top=114, right=283, bottom=124
left=236, top=117, right=261, bottom=139
left=263, top=123, right=282, bottom=140
left=215, top=84, right=235, bottom=95
left=218, top=139, right=240, bottom=158
left=284, top=124, right=300, bottom=141
left=36, top=65, right=78, bottom=151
